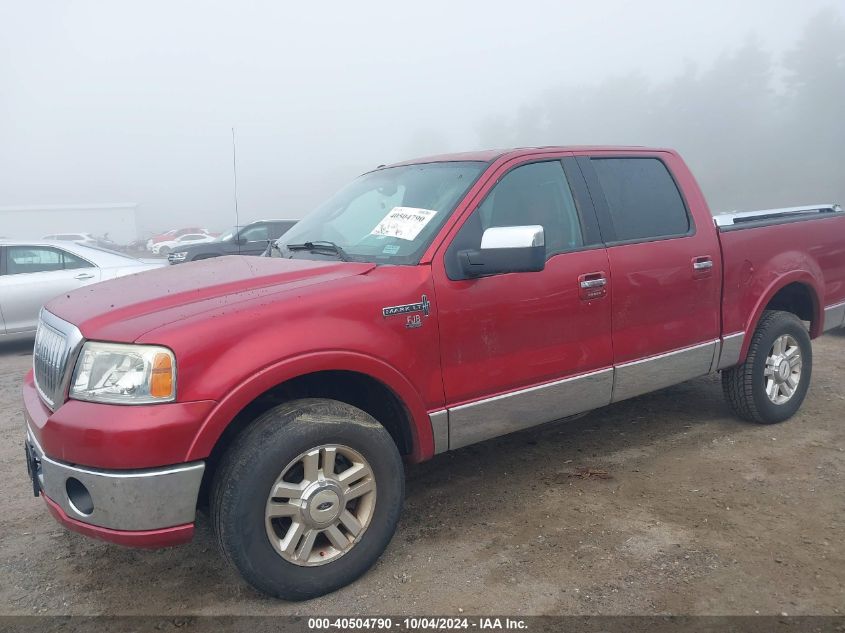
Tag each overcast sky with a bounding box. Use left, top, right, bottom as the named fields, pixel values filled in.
left=0, top=0, right=841, bottom=235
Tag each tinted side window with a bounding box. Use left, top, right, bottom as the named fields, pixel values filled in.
left=61, top=251, right=94, bottom=270
left=6, top=246, right=64, bottom=274
left=448, top=161, right=583, bottom=272
left=591, top=158, right=689, bottom=242
left=240, top=225, right=269, bottom=241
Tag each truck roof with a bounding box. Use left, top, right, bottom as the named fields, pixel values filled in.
left=385, top=146, right=672, bottom=168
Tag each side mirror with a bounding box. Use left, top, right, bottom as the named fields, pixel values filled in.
left=458, top=225, right=545, bottom=278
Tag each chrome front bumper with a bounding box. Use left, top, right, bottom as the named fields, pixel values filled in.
left=26, top=427, right=205, bottom=531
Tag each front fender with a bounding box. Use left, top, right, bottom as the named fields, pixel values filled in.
left=184, top=350, right=435, bottom=464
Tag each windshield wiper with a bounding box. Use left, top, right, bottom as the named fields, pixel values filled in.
left=285, top=240, right=349, bottom=261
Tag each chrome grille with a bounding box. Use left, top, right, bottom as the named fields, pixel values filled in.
left=33, top=311, right=84, bottom=410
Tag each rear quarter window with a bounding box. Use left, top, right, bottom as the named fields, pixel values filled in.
left=591, top=157, right=690, bottom=242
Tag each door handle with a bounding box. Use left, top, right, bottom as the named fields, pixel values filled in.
left=578, top=272, right=608, bottom=300
left=579, top=278, right=607, bottom=289
left=74, top=273, right=95, bottom=280
left=692, top=256, right=713, bottom=278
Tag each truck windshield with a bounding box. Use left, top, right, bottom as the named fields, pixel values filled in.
left=274, top=161, right=486, bottom=264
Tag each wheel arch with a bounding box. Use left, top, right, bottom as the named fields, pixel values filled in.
left=739, top=273, right=823, bottom=362
left=186, top=351, right=435, bottom=469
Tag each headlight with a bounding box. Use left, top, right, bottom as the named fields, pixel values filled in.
left=69, top=342, right=176, bottom=404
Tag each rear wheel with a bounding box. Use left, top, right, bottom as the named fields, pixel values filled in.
left=722, top=310, right=812, bottom=424
left=211, top=398, right=404, bottom=600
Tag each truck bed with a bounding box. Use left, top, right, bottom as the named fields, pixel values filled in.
left=716, top=203, right=845, bottom=358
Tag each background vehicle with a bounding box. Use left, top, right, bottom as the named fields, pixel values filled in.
left=145, top=227, right=214, bottom=250
left=22, top=147, right=845, bottom=600
left=151, top=233, right=216, bottom=255
left=167, top=219, right=297, bottom=264
left=42, top=233, right=99, bottom=246
left=1, top=240, right=164, bottom=339
left=41, top=233, right=121, bottom=250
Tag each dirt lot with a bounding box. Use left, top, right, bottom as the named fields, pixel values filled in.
left=1, top=332, right=843, bottom=616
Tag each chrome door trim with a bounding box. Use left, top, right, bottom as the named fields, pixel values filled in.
left=440, top=335, right=755, bottom=451
left=823, top=301, right=845, bottom=332
left=716, top=332, right=745, bottom=369
left=611, top=340, right=718, bottom=403
left=447, top=368, right=614, bottom=450
left=429, top=410, right=449, bottom=454
left=709, top=339, right=722, bottom=373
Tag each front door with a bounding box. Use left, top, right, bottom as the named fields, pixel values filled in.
left=433, top=156, right=614, bottom=449
left=238, top=223, right=275, bottom=255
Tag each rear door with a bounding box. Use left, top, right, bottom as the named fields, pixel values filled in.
left=0, top=245, right=101, bottom=333
left=576, top=152, right=721, bottom=401
left=433, top=155, right=614, bottom=448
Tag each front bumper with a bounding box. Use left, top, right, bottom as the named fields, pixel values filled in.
left=26, top=426, right=204, bottom=546
left=22, top=370, right=216, bottom=469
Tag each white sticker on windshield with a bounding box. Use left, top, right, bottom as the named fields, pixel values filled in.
left=370, top=207, right=437, bottom=241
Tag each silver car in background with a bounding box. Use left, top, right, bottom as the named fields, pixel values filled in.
left=41, top=233, right=100, bottom=246
left=0, top=240, right=165, bottom=339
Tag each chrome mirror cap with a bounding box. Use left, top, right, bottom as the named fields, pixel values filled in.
left=480, top=225, right=545, bottom=249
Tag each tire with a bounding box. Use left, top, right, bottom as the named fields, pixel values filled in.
left=211, top=398, right=404, bottom=600
left=722, top=310, right=812, bottom=424
left=159, top=246, right=170, bottom=255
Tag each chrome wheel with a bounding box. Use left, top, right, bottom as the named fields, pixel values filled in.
left=763, top=334, right=802, bottom=404
left=265, top=444, right=376, bottom=566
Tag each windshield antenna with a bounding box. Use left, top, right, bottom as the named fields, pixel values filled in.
left=231, top=126, right=241, bottom=254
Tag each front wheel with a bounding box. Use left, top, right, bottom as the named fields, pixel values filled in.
left=211, top=398, right=404, bottom=600
left=722, top=310, right=812, bottom=424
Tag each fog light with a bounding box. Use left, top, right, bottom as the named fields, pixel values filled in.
left=65, top=477, right=94, bottom=516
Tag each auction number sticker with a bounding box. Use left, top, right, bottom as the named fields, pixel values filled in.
left=370, top=207, right=437, bottom=241
left=308, top=617, right=528, bottom=631
left=308, top=617, right=476, bottom=630
left=308, top=617, right=395, bottom=629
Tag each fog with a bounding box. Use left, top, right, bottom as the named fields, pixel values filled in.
left=1, top=1, right=843, bottom=238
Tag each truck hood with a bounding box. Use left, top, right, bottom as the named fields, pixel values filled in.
left=46, top=255, right=375, bottom=342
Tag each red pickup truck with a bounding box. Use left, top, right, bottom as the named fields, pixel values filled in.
left=22, top=147, right=845, bottom=600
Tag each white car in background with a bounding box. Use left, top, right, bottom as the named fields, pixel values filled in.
left=42, top=232, right=99, bottom=246
left=0, top=240, right=165, bottom=340
left=151, top=233, right=216, bottom=255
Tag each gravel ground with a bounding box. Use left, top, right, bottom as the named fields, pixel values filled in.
left=1, top=332, right=843, bottom=616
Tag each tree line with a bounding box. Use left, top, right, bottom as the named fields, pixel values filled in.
left=477, top=9, right=845, bottom=213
